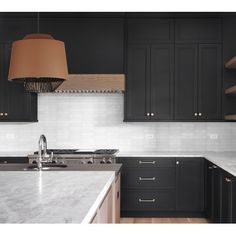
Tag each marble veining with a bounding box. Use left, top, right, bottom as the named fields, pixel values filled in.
left=0, top=171, right=114, bottom=223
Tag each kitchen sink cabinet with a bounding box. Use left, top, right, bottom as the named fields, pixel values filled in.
left=125, top=44, right=174, bottom=121
left=176, top=158, right=205, bottom=214
left=0, top=43, right=37, bottom=122
left=40, top=18, right=124, bottom=74
left=174, top=44, right=222, bottom=121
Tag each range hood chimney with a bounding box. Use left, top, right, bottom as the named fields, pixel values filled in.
left=54, top=74, right=125, bottom=93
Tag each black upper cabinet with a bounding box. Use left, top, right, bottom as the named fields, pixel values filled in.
left=0, top=43, right=37, bottom=122
left=127, top=19, right=174, bottom=43
left=126, top=45, right=149, bottom=120
left=40, top=18, right=124, bottom=74
left=175, top=18, right=222, bottom=43
left=175, top=44, right=198, bottom=120
left=125, top=44, right=174, bottom=121
left=175, top=44, right=222, bottom=121
left=198, top=44, right=222, bottom=120
left=176, top=158, right=204, bottom=212
left=150, top=45, right=174, bottom=120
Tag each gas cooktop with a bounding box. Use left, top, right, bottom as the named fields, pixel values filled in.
left=34, top=149, right=118, bottom=155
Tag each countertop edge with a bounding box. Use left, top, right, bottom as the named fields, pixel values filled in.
left=81, top=171, right=115, bottom=224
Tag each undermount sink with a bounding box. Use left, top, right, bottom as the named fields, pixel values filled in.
left=24, top=163, right=67, bottom=171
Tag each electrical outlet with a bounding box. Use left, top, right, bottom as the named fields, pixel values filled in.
left=209, top=134, right=218, bottom=140
left=145, top=134, right=154, bottom=139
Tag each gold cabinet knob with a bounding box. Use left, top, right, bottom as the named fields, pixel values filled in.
left=194, top=113, right=198, bottom=117
left=198, top=113, right=202, bottom=116
left=0, top=113, right=3, bottom=116
left=151, top=113, right=154, bottom=117
left=146, top=113, right=150, bottom=117
left=4, top=113, right=8, bottom=116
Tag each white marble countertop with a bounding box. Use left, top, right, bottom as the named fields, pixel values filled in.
left=118, top=151, right=236, bottom=177
left=0, top=171, right=115, bottom=223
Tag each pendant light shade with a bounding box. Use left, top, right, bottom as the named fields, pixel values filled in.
left=8, top=34, right=68, bottom=93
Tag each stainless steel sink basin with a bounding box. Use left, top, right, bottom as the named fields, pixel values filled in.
left=24, top=163, right=67, bottom=171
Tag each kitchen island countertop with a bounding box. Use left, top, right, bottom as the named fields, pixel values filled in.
left=0, top=171, right=115, bottom=223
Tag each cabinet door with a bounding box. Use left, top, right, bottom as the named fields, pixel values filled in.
left=221, top=172, right=234, bottom=223
left=232, top=178, right=236, bottom=223
left=205, top=162, right=214, bottom=221
left=174, top=44, right=198, bottom=120
left=41, top=18, right=124, bottom=74
left=0, top=43, right=37, bottom=122
left=175, top=18, right=222, bottom=43
left=198, top=44, right=222, bottom=120
left=176, top=158, right=204, bottom=212
left=127, top=18, right=174, bottom=43
left=150, top=44, right=174, bottom=120
left=125, top=45, right=150, bottom=121
left=212, top=165, right=222, bottom=223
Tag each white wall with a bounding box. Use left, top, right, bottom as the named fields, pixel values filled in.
left=0, top=93, right=236, bottom=153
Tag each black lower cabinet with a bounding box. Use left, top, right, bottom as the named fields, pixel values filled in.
left=205, top=162, right=221, bottom=223
left=221, top=171, right=236, bottom=223
left=205, top=161, right=236, bottom=223
left=119, top=157, right=204, bottom=217
left=176, top=158, right=205, bottom=214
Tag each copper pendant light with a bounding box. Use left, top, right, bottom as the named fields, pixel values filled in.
left=8, top=14, right=68, bottom=93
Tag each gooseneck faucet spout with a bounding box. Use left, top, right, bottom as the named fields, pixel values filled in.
left=37, top=134, right=48, bottom=171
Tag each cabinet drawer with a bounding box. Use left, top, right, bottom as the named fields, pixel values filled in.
left=122, top=168, right=176, bottom=189
left=118, top=157, right=176, bottom=168
left=121, top=190, right=175, bottom=211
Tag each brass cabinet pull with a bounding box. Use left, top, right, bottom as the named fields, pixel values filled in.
left=208, top=166, right=213, bottom=169
left=225, top=178, right=232, bottom=183
left=4, top=113, right=8, bottom=116
left=198, top=113, right=202, bottom=116
left=0, top=113, right=3, bottom=116
left=139, top=160, right=156, bottom=164
left=139, top=177, right=156, bottom=181
left=139, top=198, right=156, bottom=203
left=146, top=113, right=150, bottom=117
left=194, top=113, right=198, bottom=117
left=150, top=113, right=154, bottom=117
left=176, top=161, right=179, bottom=165
left=212, top=165, right=218, bottom=169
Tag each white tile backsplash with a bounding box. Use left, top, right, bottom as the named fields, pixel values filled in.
left=0, top=93, right=236, bottom=153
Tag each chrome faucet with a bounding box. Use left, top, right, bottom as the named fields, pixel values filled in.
left=37, top=134, right=49, bottom=170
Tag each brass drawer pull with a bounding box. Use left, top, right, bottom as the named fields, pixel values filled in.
left=139, top=198, right=156, bottom=203
left=4, top=113, right=8, bottom=116
left=0, top=113, right=3, bottom=116
left=139, top=177, right=156, bottom=181
left=139, top=160, right=156, bottom=164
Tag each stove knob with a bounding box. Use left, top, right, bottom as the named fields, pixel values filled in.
left=106, top=158, right=112, bottom=164
left=100, top=160, right=106, bottom=164
left=87, top=158, right=94, bottom=164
